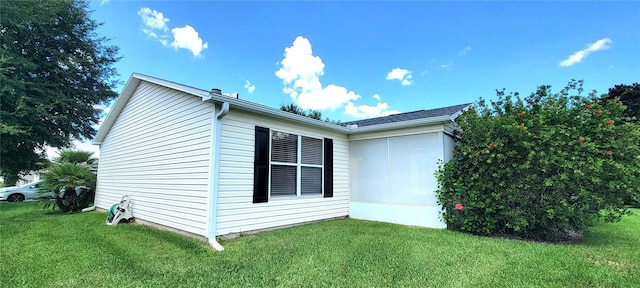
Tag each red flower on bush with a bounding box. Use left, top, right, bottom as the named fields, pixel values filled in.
left=526, top=99, right=534, bottom=105
left=455, top=203, right=464, bottom=210
left=518, top=112, right=525, bottom=117
left=606, top=120, right=614, bottom=126
left=517, top=125, right=524, bottom=130
left=488, top=143, right=495, bottom=149
left=595, top=109, right=601, bottom=115
left=585, top=104, right=591, bottom=109
left=578, top=137, right=585, bottom=143
left=605, top=151, right=613, bottom=157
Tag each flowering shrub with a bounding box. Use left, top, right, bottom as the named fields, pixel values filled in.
left=436, top=81, right=640, bottom=241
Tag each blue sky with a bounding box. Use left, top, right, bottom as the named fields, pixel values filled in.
left=84, top=0, right=639, bottom=127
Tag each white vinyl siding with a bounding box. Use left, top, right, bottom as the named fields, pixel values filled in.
left=216, top=110, right=349, bottom=236
left=95, top=82, right=213, bottom=236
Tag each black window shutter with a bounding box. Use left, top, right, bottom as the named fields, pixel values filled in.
left=253, top=126, right=270, bottom=203
left=324, top=138, right=333, bottom=198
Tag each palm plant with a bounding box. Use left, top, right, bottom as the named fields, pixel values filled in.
left=39, top=150, right=97, bottom=212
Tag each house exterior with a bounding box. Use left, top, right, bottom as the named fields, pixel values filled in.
left=93, top=73, right=470, bottom=250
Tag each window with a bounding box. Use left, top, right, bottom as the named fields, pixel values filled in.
left=270, top=131, right=323, bottom=197
left=253, top=126, right=333, bottom=203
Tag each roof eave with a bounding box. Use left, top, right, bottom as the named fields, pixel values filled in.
left=345, top=115, right=453, bottom=134
left=93, top=73, right=464, bottom=144
left=202, top=95, right=350, bottom=133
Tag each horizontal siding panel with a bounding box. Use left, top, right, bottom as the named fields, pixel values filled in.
left=100, top=138, right=211, bottom=161
left=100, top=161, right=210, bottom=173
left=97, top=185, right=208, bottom=199
left=217, top=199, right=345, bottom=216
left=96, top=82, right=212, bottom=237
left=216, top=209, right=347, bottom=234
left=95, top=168, right=210, bottom=178
left=219, top=155, right=252, bottom=164
left=99, top=155, right=210, bottom=171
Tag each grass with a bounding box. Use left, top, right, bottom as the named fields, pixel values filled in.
left=1, top=203, right=638, bottom=287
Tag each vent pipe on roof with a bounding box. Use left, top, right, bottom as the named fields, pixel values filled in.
left=210, top=88, right=222, bottom=95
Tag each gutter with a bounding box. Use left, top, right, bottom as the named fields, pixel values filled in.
left=206, top=101, right=229, bottom=251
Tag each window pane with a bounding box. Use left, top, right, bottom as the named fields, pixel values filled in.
left=301, top=136, right=322, bottom=165
left=271, top=165, right=297, bottom=196
left=301, top=166, right=322, bottom=195
left=271, top=131, right=298, bottom=163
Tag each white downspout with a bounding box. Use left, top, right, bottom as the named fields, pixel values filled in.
left=207, top=102, right=229, bottom=251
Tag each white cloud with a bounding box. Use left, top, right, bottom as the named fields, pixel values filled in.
left=138, top=8, right=169, bottom=31
left=440, top=60, right=453, bottom=70
left=275, top=36, right=360, bottom=110
left=138, top=8, right=208, bottom=58
left=244, top=80, right=256, bottom=93
left=386, top=68, right=413, bottom=86
left=100, top=0, right=110, bottom=5
left=559, top=38, right=612, bottom=67
left=344, top=94, right=400, bottom=119
left=170, top=25, right=208, bottom=57
left=458, top=46, right=472, bottom=56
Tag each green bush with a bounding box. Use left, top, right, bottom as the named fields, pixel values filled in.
left=436, top=81, right=640, bottom=241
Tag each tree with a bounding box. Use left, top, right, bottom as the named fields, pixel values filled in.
left=279, top=102, right=340, bottom=124
left=280, top=103, right=323, bottom=120
left=436, top=80, right=640, bottom=241
left=0, top=0, right=120, bottom=185
left=602, top=83, right=640, bottom=123
left=603, top=83, right=640, bottom=207
left=40, top=150, right=96, bottom=212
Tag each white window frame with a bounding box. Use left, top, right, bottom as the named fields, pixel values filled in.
left=269, top=130, right=324, bottom=198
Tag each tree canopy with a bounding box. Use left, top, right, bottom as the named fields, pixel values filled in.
left=0, top=0, right=120, bottom=184
left=279, top=102, right=340, bottom=124
left=280, top=103, right=323, bottom=120
left=602, top=83, right=640, bottom=123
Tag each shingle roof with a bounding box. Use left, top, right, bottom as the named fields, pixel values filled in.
left=341, top=103, right=472, bottom=128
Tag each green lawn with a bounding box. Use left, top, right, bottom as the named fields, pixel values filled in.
left=1, top=203, right=638, bottom=287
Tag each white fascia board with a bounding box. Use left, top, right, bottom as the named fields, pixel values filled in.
left=132, top=73, right=210, bottom=99
left=346, top=115, right=452, bottom=134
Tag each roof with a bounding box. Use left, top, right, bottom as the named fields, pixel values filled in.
left=94, top=73, right=471, bottom=144
left=342, top=103, right=472, bottom=128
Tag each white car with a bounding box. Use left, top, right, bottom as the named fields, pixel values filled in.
left=0, top=181, right=42, bottom=202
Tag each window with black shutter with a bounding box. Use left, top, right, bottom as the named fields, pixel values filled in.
left=253, top=126, right=333, bottom=200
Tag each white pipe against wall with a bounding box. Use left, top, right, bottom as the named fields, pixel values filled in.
left=207, top=102, right=229, bottom=251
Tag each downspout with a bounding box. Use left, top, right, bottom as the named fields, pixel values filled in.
left=207, top=102, right=229, bottom=251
